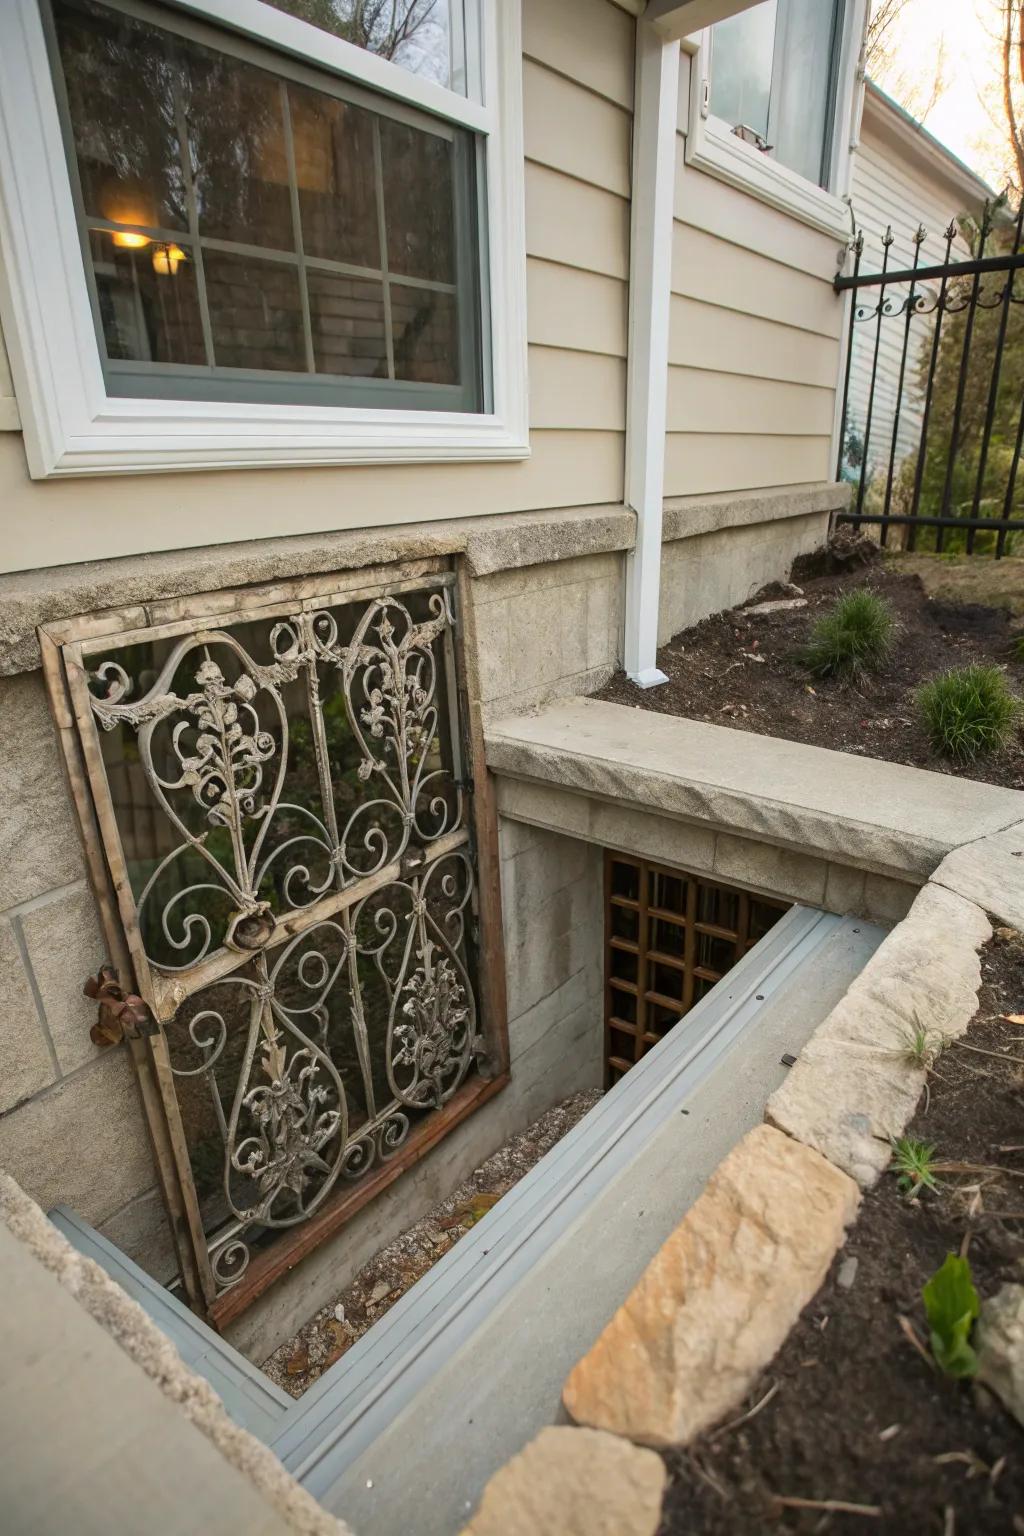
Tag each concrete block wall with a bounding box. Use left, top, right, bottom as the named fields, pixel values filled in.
left=472, top=550, right=623, bottom=720
left=659, top=511, right=828, bottom=644
left=0, top=671, right=176, bottom=1277
left=494, top=777, right=920, bottom=927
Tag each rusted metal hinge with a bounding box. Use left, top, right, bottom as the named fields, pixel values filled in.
left=84, top=964, right=157, bottom=1047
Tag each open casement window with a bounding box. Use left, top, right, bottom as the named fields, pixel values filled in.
left=687, top=0, right=860, bottom=240
left=40, top=562, right=509, bottom=1325
left=0, top=0, right=527, bottom=474
left=707, top=0, right=844, bottom=189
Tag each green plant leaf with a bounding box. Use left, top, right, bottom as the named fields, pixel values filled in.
left=922, top=1253, right=980, bottom=1379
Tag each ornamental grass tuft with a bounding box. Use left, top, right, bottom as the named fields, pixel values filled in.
left=916, top=664, right=1020, bottom=762
left=801, top=589, right=895, bottom=680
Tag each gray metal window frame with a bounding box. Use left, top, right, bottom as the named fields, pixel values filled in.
left=41, top=0, right=487, bottom=414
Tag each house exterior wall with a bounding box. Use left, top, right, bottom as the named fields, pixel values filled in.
left=0, top=0, right=634, bottom=575
left=665, top=52, right=844, bottom=500
left=0, top=0, right=856, bottom=1355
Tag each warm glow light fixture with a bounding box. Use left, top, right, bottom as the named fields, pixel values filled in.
left=152, top=243, right=186, bottom=276
left=111, top=229, right=150, bottom=250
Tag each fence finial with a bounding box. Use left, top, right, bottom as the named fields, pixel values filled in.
left=914, top=223, right=927, bottom=246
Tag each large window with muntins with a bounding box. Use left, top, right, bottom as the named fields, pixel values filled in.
left=44, top=0, right=484, bottom=411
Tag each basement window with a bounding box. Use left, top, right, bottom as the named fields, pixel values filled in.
left=604, top=853, right=789, bottom=1087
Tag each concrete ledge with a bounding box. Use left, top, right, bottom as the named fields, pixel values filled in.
left=0, top=484, right=851, bottom=676
left=661, top=480, right=850, bottom=544
left=485, top=698, right=1024, bottom=885
left=0, top=504, right=634, bottom=676
left=0, top=1173, right=349, bottom=1536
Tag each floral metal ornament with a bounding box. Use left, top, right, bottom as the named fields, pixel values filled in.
left=71, top=576, right=485, bottom=1300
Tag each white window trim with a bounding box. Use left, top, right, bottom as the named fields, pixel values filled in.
left=684, top=1, right=867, bottom=242
left=0, top=0, right=529, bottom=478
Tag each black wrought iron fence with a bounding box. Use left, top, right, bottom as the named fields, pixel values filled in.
left=835, top=199, right=1024, bottom=557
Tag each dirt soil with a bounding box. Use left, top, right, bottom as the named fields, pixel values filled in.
left=597, top=556, right=1024, bottom=790
left=658, top=929, right=1024, bottom=1535
left=262, top=1089, right=603, bottom=1396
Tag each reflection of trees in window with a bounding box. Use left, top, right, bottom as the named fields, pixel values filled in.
left=265, top=0, right=452, bottom=87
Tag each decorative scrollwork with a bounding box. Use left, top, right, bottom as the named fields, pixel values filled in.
left=88, top=589, right=463, bottom=973
left=111, top=580, right=483, bottom=1295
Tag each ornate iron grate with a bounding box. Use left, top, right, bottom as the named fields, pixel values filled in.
left=41, top=563, right=508, bottom=1323
left=603, top=853, right=789, bottom=1086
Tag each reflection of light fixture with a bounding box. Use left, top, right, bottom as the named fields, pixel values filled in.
left=111, top=229, right=150, bottom=250
left=152, top=243, right=186, bottom=276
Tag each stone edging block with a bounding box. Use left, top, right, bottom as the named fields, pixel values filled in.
left=561, top=1124, right=859, bottom=1448
left=930, top=819, right=1024, bottom=933
left=459, top=1426, right=665, bottom=1536
left=766, top=882, right=992, bottom=1188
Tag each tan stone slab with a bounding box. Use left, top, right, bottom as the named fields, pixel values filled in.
left=485, top=698, right=1024, bottom=882
left=767, top=883, right=991, bottom=1188
left=930, top=819, right=1024, bottom=931
left=562, top=1124, right=859, bottom=1448
left=460, top=1426, right=665, bottom=1536
left=978, top=1282, right=1024, bottom=1429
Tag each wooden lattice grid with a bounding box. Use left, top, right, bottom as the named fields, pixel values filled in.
left=603, top=852, right=790, bottom=1086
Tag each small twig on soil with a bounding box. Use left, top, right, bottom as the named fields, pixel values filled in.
left=934, top=1160, right=1024, bottom=1180
left=713, top=1380, right=780, bottom=1437
left=773, top=1496, right=882, bottom=1517
left=688, top=1449, right=729, bottom=1502
left=943, top=1505, right=955, bottom=1536
left=953, top=1041, right=1024, bottom=1067
left=898, top=1314, right=936, bottom=1371
left=996, top=1144, right=1024, bottom=1153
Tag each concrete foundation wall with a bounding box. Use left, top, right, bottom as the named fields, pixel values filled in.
left=0, top=486, right=839, bottom=1353
left=659, top=510, right=828, bottom=643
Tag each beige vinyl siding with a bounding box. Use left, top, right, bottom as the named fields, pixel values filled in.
left=665, top=153, right=843, bottom=497
left=665, top=432, right=832, bottom=495
left=0, top=0, right=632, bottom=574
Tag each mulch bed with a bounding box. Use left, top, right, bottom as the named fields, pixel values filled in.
left=657, top=928, right=1024, bottom=1535
left=262, top=1088, right=602, bottom=1396
left=596, top=557, right=1024, bottom=790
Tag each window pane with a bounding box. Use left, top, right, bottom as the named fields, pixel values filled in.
left=203, top=251, right=306, bottom=371
left=262, top=0, right=463, bottom=92
left=88, top=229, right=206, bottom=364
left=307, top=272, right=387, bottom=377
left=380, top=119, right=455, bottom=282
left=391, top=285, right=458, bottom=385
left=51, top=0, right=188, bottom=231
left=288, top=85, right=380, bottom=267
left=774, top=0, right=839, bottom=187
left=185, top=46, right=294, bottom=250
left=709, top=0, right=778, bottom=142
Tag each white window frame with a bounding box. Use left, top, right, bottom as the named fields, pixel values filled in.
left=684, top=0, right=867, bottom=241
left=0, top=0, right=528, bottom=478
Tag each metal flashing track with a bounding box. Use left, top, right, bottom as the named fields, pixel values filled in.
left=276, top=907, right=887, bottom=1529
left=51, top=906, right=887, bottom=1536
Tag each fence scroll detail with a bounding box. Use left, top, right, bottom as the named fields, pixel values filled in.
left=836, top=199, right=1024, bottom=557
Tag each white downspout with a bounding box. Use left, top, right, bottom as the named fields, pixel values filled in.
left=623, top=21, right=679, bottom=689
